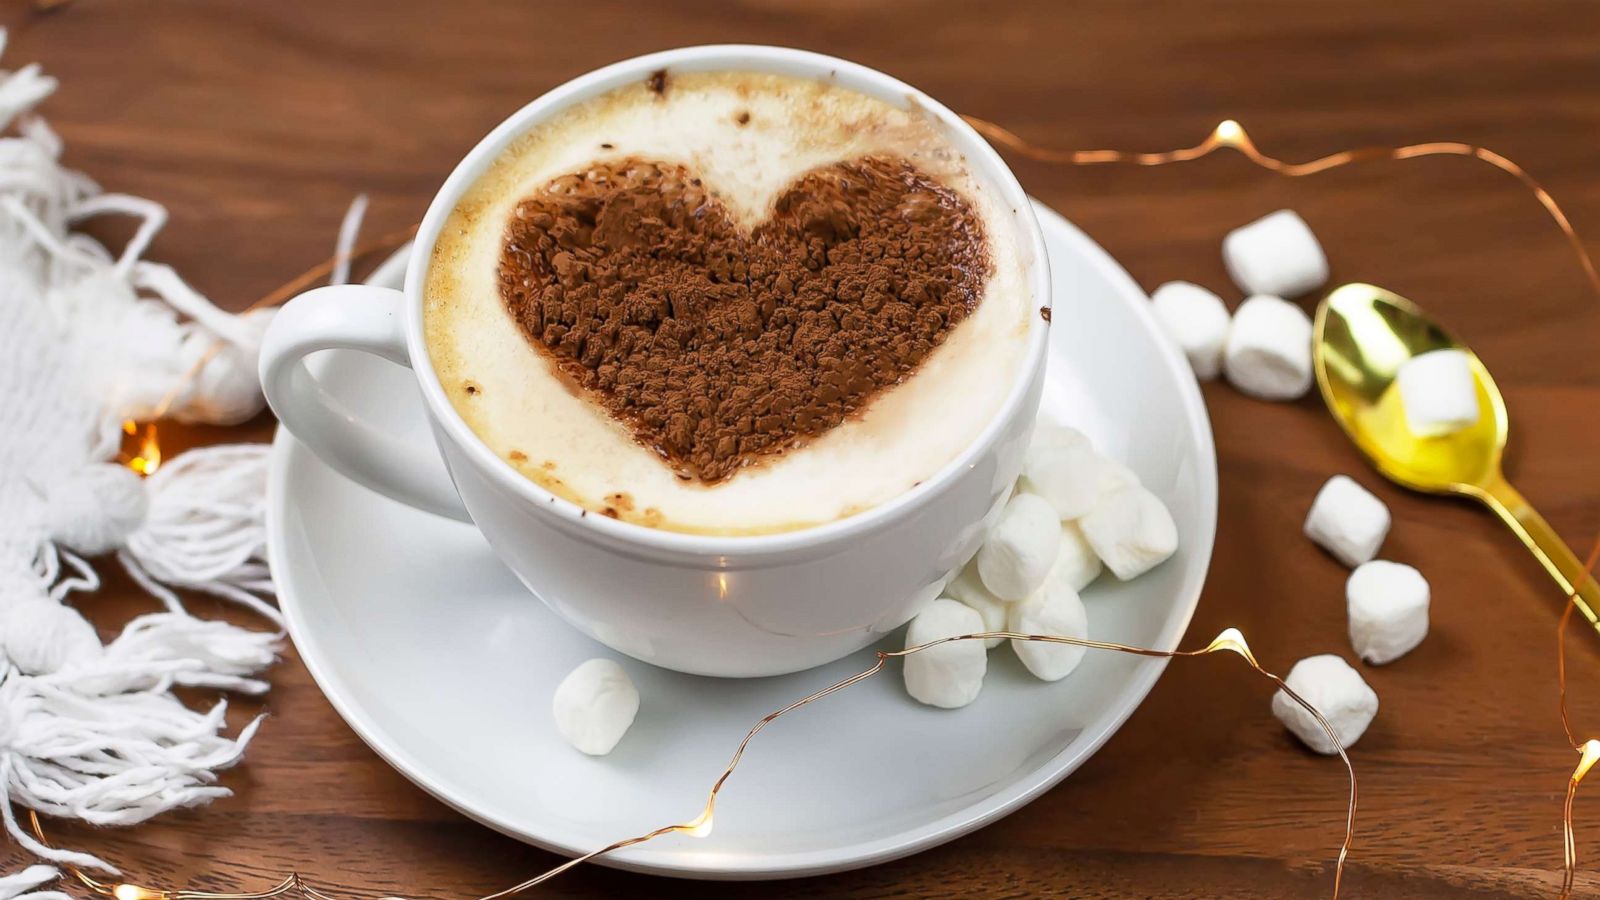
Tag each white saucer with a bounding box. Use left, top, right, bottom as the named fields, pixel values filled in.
left=266, top=201, right=1217, bottom=880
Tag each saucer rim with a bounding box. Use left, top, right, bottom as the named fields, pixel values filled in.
left=267, top=199, right=1216, bottom=880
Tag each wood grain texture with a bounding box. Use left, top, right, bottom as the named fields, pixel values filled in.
left=6, top=1, right=1600, bottom=896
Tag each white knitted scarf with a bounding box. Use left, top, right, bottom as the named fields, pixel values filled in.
left=0, top=32, right=351, bottom=896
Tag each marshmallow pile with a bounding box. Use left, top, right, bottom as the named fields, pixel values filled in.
left=1148, top=209, right=1323, bottom=401
left=903, top=425, right=1178, bottom=708
left=1272, top=474, right=1435, bottom=755
left=1143, top=208, right=1469, bottom=756
left=1152, top=209, right=1485, bottom=437
left=545, top=425, right=1179, bottom=751
left=1301, top=474, right=1430, bottom=668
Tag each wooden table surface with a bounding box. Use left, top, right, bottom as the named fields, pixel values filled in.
left=7, top=2, right=1600, bottom=896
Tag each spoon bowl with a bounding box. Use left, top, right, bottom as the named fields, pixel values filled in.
left=1315, top=284, right=1509, bottom=494
left=1313, top=282, right=1600, bottom=631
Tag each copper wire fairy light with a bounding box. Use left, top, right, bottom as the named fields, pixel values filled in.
left=61, top=120, right=1600, bottom=897
left=1555, top=536, right=1600, bottom=899
left=28, top=627, right=1356, bottom=900
left=962, top=116, right=1600, bottom=895
left=118, top=419, right=161, bottom=475
left=115, top=224, right=417, bottom=477
left=960, top=117, right=1600, bottom=301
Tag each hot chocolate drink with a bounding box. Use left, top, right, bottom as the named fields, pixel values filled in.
left=425, top=70, right=1033, bottom=534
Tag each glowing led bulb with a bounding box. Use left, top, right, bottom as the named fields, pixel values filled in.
left=1575, top=740, right=1600, bottom=784
left=33, top=111, right=1600, bottom=900
left=1203, top=627, right=1260, bottom=668
left=683, top=809, right=714, bottom=839
left=1214, top=120, right=1245, bottom=145
left=120, top=420, right=162, bottom=475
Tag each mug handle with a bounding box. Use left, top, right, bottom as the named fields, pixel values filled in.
left=259, top=284, right=471, bottom=522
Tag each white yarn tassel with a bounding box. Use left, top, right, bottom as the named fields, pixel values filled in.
left=42, top=463, right=147, bottom=558
left=68, top=194, right=165, bottom=278
left=0, top=599, right=101, bottom=677
left=119, top=444, right=280, bottom=626
left=0, top=31, right=56, bottom=135
left=0, top=29, right=301, bottom=879
left=0, top=864, right=64, bottom=900
left=129, top=263, right=251, bottom=350
left=99, top=614, right=278, bottom=695
left=167, top=308, right=275, bottom=426
left=0, top=667, right=264, bottom=872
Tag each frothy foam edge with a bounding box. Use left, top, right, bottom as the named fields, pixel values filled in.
left=425, top=71, right=1033, bottom=535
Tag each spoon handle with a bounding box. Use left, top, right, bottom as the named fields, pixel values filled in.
left=1478, top=476, right=1600, bottom=629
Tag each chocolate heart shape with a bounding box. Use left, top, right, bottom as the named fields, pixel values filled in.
left=498, top=155, right=989, bottom=482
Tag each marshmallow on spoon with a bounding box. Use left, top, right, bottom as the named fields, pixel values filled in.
left=943, top=564, right=1008, bottom=648
left=1347, top=560, right=1430, bottom=665
left=1223, top=294, right=1314, bottom=400
left=1007, top=581, right=1089, bottom=682
left=1150, top=281, right=1231, bottom=379
left=977, top=493, right=1061, bottom=600
left=1222, top=209, right=1329, bottom=298
left=552, top=658, right=639, bottom=756
left=1304, top=475, right=1391, bottom=567
left=1395, top=349, right=1480, bottom=437
left=1079, top=484, right=1178, bottom=581
left=903, top=598, right=988, bottom=708
left=1271, top=654, right=1379, bottom=754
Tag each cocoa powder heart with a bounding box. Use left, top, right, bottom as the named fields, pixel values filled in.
left=497, top=155, right=989, bottom=483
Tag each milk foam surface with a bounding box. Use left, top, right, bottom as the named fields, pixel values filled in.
left=426, top=71, right=1033, bottom=535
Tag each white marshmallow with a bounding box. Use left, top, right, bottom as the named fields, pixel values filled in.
left=1271, top=654, right=1378, bottom=754
left=1304, top=475, right=1390, bottom=567
left=1150, top=281, right=1231, bottom=379
left=552, top=658, right=639, bottom=756
left=1222, top=209, right=1329, bottom=298
left=1079, top=485, right=1178, bottom=581
left=1346, top=560, right=1430, bottom=665
left=1028, top=423, right=1092, bottom=455
left=1050, top=521, right=1103, bottom=592
left=1019, top=443, right=1104, bottom=520
left=1007, top=580, right=1089, bottom=681
left=943, top=563, right=1007, bottom=648
left=1224, top=294, right=1314, bottom=400
left=1105, top=455, right=1143, bottom=497
left=1095, top=457, right=1141, bottom=495
left=1395, top=349, right=1480, bottom=437
left=977, top=493, right=1061, bottom=600
left=903, top=598, right=987, bottom=708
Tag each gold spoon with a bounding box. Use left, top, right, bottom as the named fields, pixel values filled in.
left=1313, top=282, right=1600, bottom=632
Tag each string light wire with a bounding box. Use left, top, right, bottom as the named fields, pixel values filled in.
left=960, top=117, right=1600, bottom=301
left=141, top=223, right=420, bottom=424
left=30, top=627, right=1355, bottom=899
left=962, top=115, right=1600, bottom=897
left=69, top=118, right=1600, bottom=898
left=1555, top=536, right=1600, bottom=899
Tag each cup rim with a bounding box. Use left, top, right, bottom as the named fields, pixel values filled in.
left=403, top=44, right=1051, bottom=560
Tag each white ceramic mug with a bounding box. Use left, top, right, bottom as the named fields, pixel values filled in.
left=260, top=45, right=1051, bottom=677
